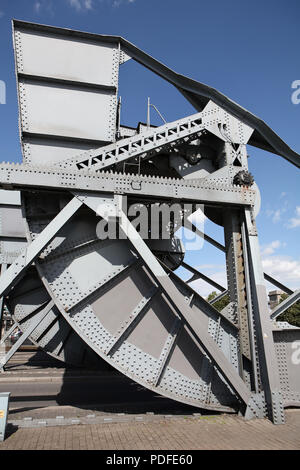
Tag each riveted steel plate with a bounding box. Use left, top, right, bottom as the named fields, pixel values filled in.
left=20, top=190, right=241, bottom=412
left=13, top=22, right=120, bottom=164
left=273, top=329, right=300, bottom=407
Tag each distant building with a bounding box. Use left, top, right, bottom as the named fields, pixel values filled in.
left=268, top=290, right=284, bottom=310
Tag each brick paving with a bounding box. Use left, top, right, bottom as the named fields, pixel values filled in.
left=0, top=409, right=300, bottom=450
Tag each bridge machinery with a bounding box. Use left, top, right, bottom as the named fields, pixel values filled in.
left=0, top=20, right=299, bottom=425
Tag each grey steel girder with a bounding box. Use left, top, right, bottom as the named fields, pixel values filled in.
left=223, top=208, right=252, bottom=363
left=0, top=162, right=256, bottom=207
left=243, top=208, right=285, bottom=424
left=54, top=100, right=253, bottom=173
left=0, top=197, right=82, bottom=298
left=270, top=290, right=300, bottom=320
left=55, top=110, right=205, bottom=171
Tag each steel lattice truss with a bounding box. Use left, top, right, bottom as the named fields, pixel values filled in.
left=0, top=20, right=299, bottom=424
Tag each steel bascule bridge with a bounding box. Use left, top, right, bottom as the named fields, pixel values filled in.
left=0, top=20, right=299, bottom=425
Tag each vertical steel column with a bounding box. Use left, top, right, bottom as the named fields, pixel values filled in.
left=223, top=208, right=252, bottom=385
left=0, top=264, right=7, bottom=341
left=244, top=208, right=285, bottom=424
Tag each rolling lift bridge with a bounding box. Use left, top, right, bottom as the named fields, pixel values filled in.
left=0, top=20, right=299, bottom=425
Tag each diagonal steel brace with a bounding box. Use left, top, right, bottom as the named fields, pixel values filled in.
left=0, top=197, right=82, bottom=298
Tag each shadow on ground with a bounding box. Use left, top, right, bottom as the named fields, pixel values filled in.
left=6, top=348, right=222, bottom=417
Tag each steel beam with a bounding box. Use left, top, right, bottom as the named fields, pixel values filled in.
left=152, top=317, right=183, bottom=387
left=264, top=274, right=294, bottom=296
left=187, top=220, right=293, bottom=296
left=105, top=287, right=159, bottom=356
left=209, top=290, right=229, bottom=306
left=0, top=300, right=54, bottom=369
left=0, top=264, right=7, bottom=340
left=56, top=111, right=205, bottom=171
left=244, top=208, right=285, bottom=424
left=164, top=264, right=238, bottom=332
left=270, top=289, right=300, bottom=320
left=0, top=322, right=19, bottom=346
left=0, top=163, right=256, bottom=208
left=181, top=261, right=226, bottom=293
left=223, top=208, right=251, bottom=365
left=0, top=197, right=82, bottom=298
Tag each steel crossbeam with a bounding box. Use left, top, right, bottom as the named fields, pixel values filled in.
left=55, top=111, right=205, bottom=171
left=0, top=163, right=256, bottom=207
left=270, top=289, right=300, bottom=320
left=181, top=261, right=226, bottom=293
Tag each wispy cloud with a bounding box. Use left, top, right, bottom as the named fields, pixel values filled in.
left=260, top=238, right=299, bottom=290
left=260, top=240, right=282, bottom=256
left=34, top=0, right=135, bottom=14
left=287, top=206, right=300, bottom=229
left=67, top=0, right=93, bottom=11
left=66, top=0, right=136, bottom=11
left=0, top=11, right=4, bottom=18
left=190, top=269, right=227, bottom=299
left=34, top=0, right=54, bottom=15
left=266, top=208, right=286, bottom=224
left=265, top=197, right=289, bottom=224
left=180, top=263, right=227, bottom=299
left=262, top=254, right=300, bottom=290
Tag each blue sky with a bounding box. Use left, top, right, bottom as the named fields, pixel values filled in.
left=0, top=0, right=299, bottom=296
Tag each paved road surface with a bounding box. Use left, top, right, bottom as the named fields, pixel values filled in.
left=1, top=348, right=299, bottom=451
left=1, top=410, right=300, bottom=450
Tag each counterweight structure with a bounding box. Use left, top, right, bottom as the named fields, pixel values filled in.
left=0, top=20, right=299, bottom=424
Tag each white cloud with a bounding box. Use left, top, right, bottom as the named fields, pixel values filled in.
left=287, top=206, right=300, bottom=229
left=111, top=0, right=136, bottom=6
left=266, top=199, right=289, bottom=224
left=183, top=264, right=227, bottom=299
left=35, top=0, right=135, bottom=13
left=34, top=0, right=54, bottom=15
left=266, top=208, right=286, bottom=224
left=261, top=255, right=300, bottom=290
left=66, top=0, right=93, bottom=10
left=260, top=240, right=281, bottom=256
left=181, top=248, right=300, bottom=298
